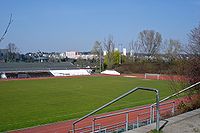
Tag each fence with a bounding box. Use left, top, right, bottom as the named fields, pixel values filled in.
left=70, top=87, right=160, bottom=133
left=69, top=101, right=175, bottom=133
left=69, top=82, right=200, bottom=133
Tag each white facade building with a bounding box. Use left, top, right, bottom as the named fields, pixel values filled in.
left=65, top=51, right=97, bottom=59
left=114, top=48, right=119, bottom=51
left=123, top=48, right=127, bottom=56
left=81, top=54, right=97, bottom=60
left=65, top=51, right=80, bottom=59
left=103, top=50, right=107, bottom=56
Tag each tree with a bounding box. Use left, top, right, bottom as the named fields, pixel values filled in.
left=91, top=41, right=102, bottom=56
left=6, top=43, right=19, bottom=62
left=188, top=23, right=200, bottom=55
left=91, top=41, right=103, bottom=72
left=169, top=24, right=200, bottom=112
left=164, top=39, right=182, bottom=60
left=186, top=23, right=200, bottom=85
left=170, top=23, right=200, bottom=93
left=136, top=30, right=162, bottom=56
left=7, top=43, right=18, bottom=53
left=128, top=40, right=141, bottom=62
left=104, top=50, right=124, bottom=68
left=104, top=36, right=115, bottom=69
left=0, top=14, right=13, bottom=43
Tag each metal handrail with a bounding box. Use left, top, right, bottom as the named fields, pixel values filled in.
left=94, top=101, right=174, bottom=120
left=94, top=105, right=149, bottom=120
left=72, top=87, right=160, bottom=132
left=149, top=81, right=200, bottom=125
left=152, top=81, right=200, bottom=106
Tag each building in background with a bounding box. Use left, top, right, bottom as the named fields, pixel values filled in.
left=123, top=48, right=127, bottom=56
left=65, top=51, right=80, bottom=59
left=65, top=51, right=97, bottom=60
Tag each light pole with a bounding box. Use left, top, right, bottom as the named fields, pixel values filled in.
left=99, top=45, right=102, bottom=73
left=119, top=44, right=122, bottom=64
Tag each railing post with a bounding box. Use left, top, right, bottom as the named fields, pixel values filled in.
left=150, top=105, right=152, bottom=124
left=72, top=123, right=75, bottom=133
left=156, top=90, right=160, bottom=131
left=125, top=112, right=129, bottom=131
left=92, top=118, right=95, bottom=133
left=172, top=101, right=175, bottom=115
left=152, top=107, right=155, bottom=122
left=98, top=124, right=101, bottom=132
left=137, top=115, right=139, bottom=128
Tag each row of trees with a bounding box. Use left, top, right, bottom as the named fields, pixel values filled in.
left=92, top=29, right=183, bottom=70
left=91, top=37, right=126, bottom=70
left=92, top=23, right=199, bottom=84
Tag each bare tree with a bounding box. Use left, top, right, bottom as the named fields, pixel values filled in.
left=7, top=43, right=18, bottom=53
left=104, top=36, right=115, bottom=69
left=0, top=14, right=13, bottom=43
left=164, top=39, right=182, bottom=60
left=6, top=43, right=19, bottom=62
left=188, top=23, right=200, bottom=55
left=186, top=23, right=200, bottom=85
left=137, top=30, right=162, bottom=56
left=129, top=40, right=141, bottom=55
left=128, top=40, right=141, bottom=61
left=91, top=41, right=103, bottom=72
left=91, top=41, right=102, bottom=57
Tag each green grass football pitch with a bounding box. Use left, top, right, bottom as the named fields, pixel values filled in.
left=0, top=76, right=176, bottom=131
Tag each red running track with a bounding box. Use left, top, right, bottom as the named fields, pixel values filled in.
left=0, top=73, right=186, bottom=82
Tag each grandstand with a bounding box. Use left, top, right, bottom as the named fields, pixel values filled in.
left=0, top=62, right=92, bottom=79
left=0, top=62, right=75, bottom=72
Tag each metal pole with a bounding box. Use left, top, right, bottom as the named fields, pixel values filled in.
left=152, top=106, right=154, bottom=123
left=92, top=118, right=95, bottom=133
left=156, top=90, right=160, bottom=131
left=119, top=44, right=122, bottom=64
left=172, top=102, right=175, bottom=115
left=125, top=113, right=129, bottom=131
left=72, top=124, right=75, bottom=133
left=150, top=105, right=152, bottom=124
left=99, top=46, right=102, bottom=73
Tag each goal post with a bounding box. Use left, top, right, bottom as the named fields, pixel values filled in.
left=144, top=73, right=160, bottom=80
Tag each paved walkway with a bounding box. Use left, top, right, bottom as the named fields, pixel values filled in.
left=126, top=108, right=200, bottom=133
left=162, top=109, right=200, bottom=133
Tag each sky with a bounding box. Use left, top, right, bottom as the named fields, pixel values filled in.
left=0, top=0, right=200, bottom=53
